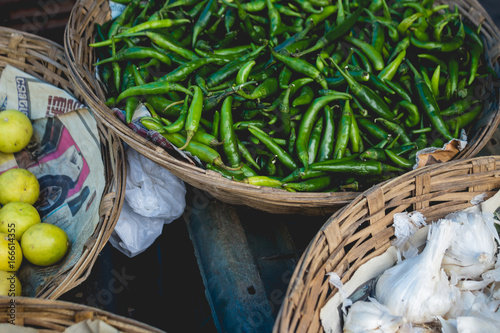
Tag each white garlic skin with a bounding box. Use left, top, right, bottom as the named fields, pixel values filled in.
left=442, top=211, right=498, bottom=280
left=343, top=298, right=406, bottom=333
left=375, top=220, right=461, bottom=324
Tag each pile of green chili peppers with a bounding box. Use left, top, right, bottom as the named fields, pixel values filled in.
left=91, top=0, right=496, bottom=192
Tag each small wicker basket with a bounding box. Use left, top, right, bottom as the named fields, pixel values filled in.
left=64, top=0, right=500, bottom=216
left=273, top=155, right=500, bottom=332
left=0, top=297, right=164, bottom=332
left=0, top=27, right=126, bottom=299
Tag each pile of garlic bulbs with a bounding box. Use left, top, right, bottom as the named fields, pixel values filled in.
left=342, top=202, right=500, bottom=333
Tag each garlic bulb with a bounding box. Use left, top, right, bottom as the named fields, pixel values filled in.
left=442, top=210, right=498, bottom=280
left=343, top=297, right=406, bottom=333
left=375, top=220, right=461, bottom=324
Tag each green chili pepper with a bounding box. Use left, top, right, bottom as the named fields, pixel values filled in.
left=465, top=24, right=484, bottom=85
left=410, top=20, right=465, bottom=52
left=282, top=175, right=332, bottom=192
left=294, top=0, right=369, bottom=57
left=281, top=166, right=327, bottom=183
left=307, top=117, right=324, bottom=164
left=180, top=85, right=204, bottom=149
left=237, top=139, right=261, bottom=170
left=233, top=120, right=266, bottom=130
left=219, top=95, right=241, bottom=167
left=365, top=73, right=395, bottom=95
left=236, top=77, right=278, bottom=100
left=108, top=0, right=140, bottom=38
left=318, top=105, right=336, bottom=162
left=292, top=85, right=315, bottom=107
left=158, top=57, right=224, bottom=83
left=263, top=155, right=278, bottom=176
left=279, top=85, right=293, bottom=136
left=287, top=126, right=297, bottom=155
left=344, top=35, right=385, bottom=71
left=325, top=70, right=370, bottom=89
left=192, top=0, right=217, bottom=47
left=330, top=58, right=395, bottom=120
left=116, top=81, right=192, bottom=104
left=374, top=118, right=410, bottom=144
left=389, top=142, right=417, bottom=156
left=431, top=13, right=461, bottom=41
left=406, top=60, right=454, bottom=141
left=357, top=117, right=390, bottom=141
left=385, top=149, right=413, bottom=169
left=378, top=49, right=406, bottom=82
left=448, top=54, right=459, bottom=98
left=351, top=47, right=373, bottom=73
left=360, top=147, right=387, bottom=161
left=121, top=18, right=191, bottom=37
left=417, top=53, right=448, bottom=71
left=206, top=44, right=266, bottom=88
left=287, top=78, right=314, bottom=97
left=310, top=159, right=403, bottom=175
left=445, top=103, right=483, bottom=138
left=440, top=97, right=479, bottom=117
left=296, top=92, right=351, bottom=170
left=279, top=66, right=293, bottom=89
left=142, top=118, right=239, bottom=171
left=94, top=46, right=173, bottom=67
left=236, top=60, right=256, bottom=85
left=270, top=48, right=328, bottom=89
left=189, top=129, right=223, bottom=148
left=159, top=96, right=190, bottom=134
left=431, top=65, right=441, bottom=98
left=384, top=79, right=412, bottom=102
left=240, top=175, right=283, bottom=188
left=349, top=110, right=363, bottom=153
left=292, top=0, right=323, bottom=14
left=371, top=21, right=386, bottom=54
left=333, top=100, right=353, bottom=159
left=396, top=100, right=420, bottom=128
left=206, top=163, right=246, bottom=181
left=124, top=97, right=140, bottom=124
left=362, top=10, right=399, bottom=43
left=248, top=125, right=297, bottom=171
left=165, top=0, right=204, bottom=9
left=397, top=11, right=425, bottom=34
left=222, top=0, right=266, bottom=12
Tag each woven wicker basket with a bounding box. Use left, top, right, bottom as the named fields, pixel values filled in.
left=0, top=27, right=126, bottom=299
left=64, top=0, right=500, bottom=216
left=0, top=297, right=164, bottom=332
left=273, top=155, right=500, bottom=332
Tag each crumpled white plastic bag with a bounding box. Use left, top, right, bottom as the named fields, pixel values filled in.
left=109, top=147, right=186, bottom=257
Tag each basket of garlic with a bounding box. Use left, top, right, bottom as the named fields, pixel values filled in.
left=274, top=155, right=500, bottom=332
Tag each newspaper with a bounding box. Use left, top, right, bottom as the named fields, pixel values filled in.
left=0, top=65, right=105, bottom=297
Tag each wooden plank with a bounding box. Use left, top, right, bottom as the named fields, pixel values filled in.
left=185, top=194, right=275, bottom=333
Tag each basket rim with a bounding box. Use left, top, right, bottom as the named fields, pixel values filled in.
left=0, top=296, right=165, bottom=332
left=0, top=26, right=127, bottom=299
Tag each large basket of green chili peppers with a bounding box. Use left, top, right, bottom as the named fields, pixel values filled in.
left=64, top=0, right=500, bottom=216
